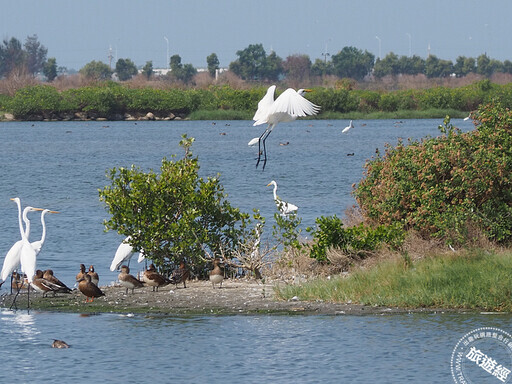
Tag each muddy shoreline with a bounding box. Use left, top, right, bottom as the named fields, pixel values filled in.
left=0, top=279, right=472, bottom=316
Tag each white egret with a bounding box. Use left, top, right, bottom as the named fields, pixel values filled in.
left=137, top=248, right=146, bottom=263
left=1, top=199, right=42, bottom=283
left=19, top=208, right=44, bottom=283
left=267, top=180, right=298, bottom=215
left=31, top=209, right=59, bottom=256
left=110, top=236, right=135, bottom=271
left=342, top=120, right=354, bottom=133
left=252, top=85, right=320, bottom=169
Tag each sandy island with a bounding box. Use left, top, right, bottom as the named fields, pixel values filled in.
left=0, top=279, right=464, bottom=315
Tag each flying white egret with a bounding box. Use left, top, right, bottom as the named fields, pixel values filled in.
left=110, top=236, right=135, bottom=271
left=267, top=180, right=298, bottom=215
left=31, top=209, right=59, bottom=257
left=252, top=85, right=320, bottom=170
left=1, top=199, right=42, bottom=283
left=342, top=120, right=354, bottom=133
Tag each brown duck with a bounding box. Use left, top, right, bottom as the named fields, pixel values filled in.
left=32, top=270, right=71, bottom=297
left=209, top=258, right=224, bottom=289
left=78, top=274, right=105, bottom=302
left=87, top=265, right=99, bottom=286
left=43, top=269, right=72, bottom=293
left=170, top=261, right=190, bottom=288
left=76, top=264, right=86, bottom=283
left=143, top=264, right=170, bottom=292
left=118, top=265, right=144, bottom=294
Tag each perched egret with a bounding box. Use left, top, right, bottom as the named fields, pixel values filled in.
left=342, top=120, right=354, bottom=133
left=267, top=180, right=298, bottom=215
left=31, top=209, right=59, bottom=256
left=137, top=248, right=146, bottom=263
left=110, top=236, right=135, bottom=271
left=251, top=85, right=320, bottom=169
left=19, top=207, right=44, bottom=283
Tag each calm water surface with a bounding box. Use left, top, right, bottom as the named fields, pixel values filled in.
left=0, top=118, right=504, bottom=383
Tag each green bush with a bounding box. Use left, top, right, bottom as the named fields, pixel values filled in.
left=10, top=85, right=64, bottom=119
left=355, top=103, right=512, bottom=244
left=307, top=215, right=404, bottom=262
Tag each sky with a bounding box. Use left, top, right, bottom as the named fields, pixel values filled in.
left=1, top=0, right=510, bottom=71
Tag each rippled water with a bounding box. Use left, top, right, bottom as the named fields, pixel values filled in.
left=0, top=118, right=494, bottom=383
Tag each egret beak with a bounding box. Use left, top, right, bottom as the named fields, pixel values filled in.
left=33, top=208, right=44, bottom=211
left=49, top=211, right=60, bottom=214
left=266, top=182, right=272, bottom=187
left=303, top=89, right=313, bottom=92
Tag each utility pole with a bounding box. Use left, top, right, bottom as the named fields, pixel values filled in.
left=375, top=36, right=381, bottom=59
left=108, top=45, right=114, bottom=69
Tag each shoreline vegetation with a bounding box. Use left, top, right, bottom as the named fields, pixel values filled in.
left=0, top=79, right=510, bottom=122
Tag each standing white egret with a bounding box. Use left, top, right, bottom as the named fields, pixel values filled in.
left=267, top=180, right=298, bottom=215
left=110, top=236, right=135, bottom=271
left=1, top=199, right=42, bottom=283
left=342, top=120, right=354, bottom=133
left=18, top=207, right=43, bottom=283
left=251, top=85, right=320, bottom=170
left=31, top=209, right=59, bottom=256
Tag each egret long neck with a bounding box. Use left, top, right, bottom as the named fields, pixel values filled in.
left=21, top=209, right=31, bottom=242
left=272, top=184, right=278, bottom=201
left=15, top=199, right=25, bottom=239
left=39, top=211, right=48, bottom=244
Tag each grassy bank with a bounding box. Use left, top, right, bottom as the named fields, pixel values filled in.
left=274, top=249, right=512, bottom=311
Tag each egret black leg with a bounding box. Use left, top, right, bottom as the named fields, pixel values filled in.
left=256, top=128, right=272, bottom=170
left=256, top=129, right=268, bottom=168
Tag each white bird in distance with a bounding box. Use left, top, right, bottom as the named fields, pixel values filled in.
left=342, top=120, right=354, bottom=133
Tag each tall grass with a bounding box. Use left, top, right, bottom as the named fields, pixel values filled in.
left=274, top=249, right=512, bottom=311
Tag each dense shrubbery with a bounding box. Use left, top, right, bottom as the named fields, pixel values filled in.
left=4, top=80, right=512, bottom=120
left=306, top=215, right=404, bottom=262
left=355, top=102, right=512, bottom=245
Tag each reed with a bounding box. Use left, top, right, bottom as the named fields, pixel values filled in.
left=274, top=248, right=512, bottom=311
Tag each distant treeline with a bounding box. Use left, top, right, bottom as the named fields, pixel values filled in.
left=1, top=80, right=511, bottom=121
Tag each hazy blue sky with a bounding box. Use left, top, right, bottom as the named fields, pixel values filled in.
left=1, top=0, right=510, bottom=70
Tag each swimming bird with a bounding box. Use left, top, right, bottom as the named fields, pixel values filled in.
left=43, top=269, right=72, bottom=293
left=118, top=265, right=143, bottom=294
left=76, top=264, right=86, bottom=283
left=110, top=236, right=135, bottom=271
left=267, top=180, right=298, bottom=215
left=169, top=261, right=190, bottom=288
left=342, top=120, right=354, bottom=133
left=52, top=339, right=70, bottom=348
left=209, top=258, right=224, bottom=289
left=143, top=264, right=170, bottom=292
left=78, top=274, right=105, bottom=302
left=252, top=85, right=320, bottom=170
left=87, top=265, right=99, bottom=286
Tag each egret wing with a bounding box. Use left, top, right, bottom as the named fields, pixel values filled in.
left=252, top=85, right=276, bottom=125
left=269, top=88, right=320, bottom=118
left=110, top=238, right=134, bottom=271
left=1, top=240, right=22, bottom=281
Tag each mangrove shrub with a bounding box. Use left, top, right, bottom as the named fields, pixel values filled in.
left=98, top=135, right=251, bottom=275
left=355, top=102, right=512, bottom=244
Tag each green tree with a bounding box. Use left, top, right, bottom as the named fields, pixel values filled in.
left=24, top=34, right=47, bottom=75
left=454, top=56, right=476, bottom=77
left=373, top=52, right=400, bottom=78
left=229, top=43, right=267, bottom=81
left=80, top=60, right=112, bottom=81
left=476, top=54, right=492, bottom=76
left=99, top=135, right=251, bottom=274
left=170, top=54, right=197, bottom=84
left=311, top=58, right=333, bottom=77
left=43, top=57, right=58, bottom=81
left=399, top=55, right=425, bottom=75
left=115, top=58, right=138, bottom=81
left=206, top=53, right=219, bottom=77
left=425, top=55, right=453, bottom=78
left=0, top=37, right=25, bottom=77
left=141, top=60, right=153, bottom=80
left=331, top=46, right=374, bottom=81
